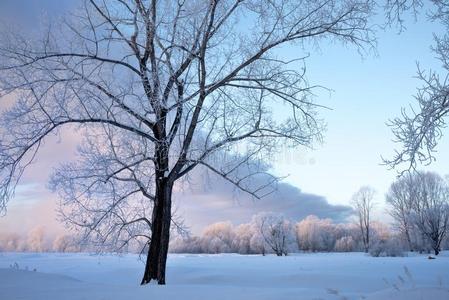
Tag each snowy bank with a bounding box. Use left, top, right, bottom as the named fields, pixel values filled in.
left=0, top=252, right=448, bottom=299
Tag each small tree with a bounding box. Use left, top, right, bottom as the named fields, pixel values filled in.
left=296, top=215, right=337, bottom=252
left=26, top=227, right=48, bottom=252
left=249, top=227, right=266, bottom=256
left=252, top=212, right=295, bottom=256
left=411, top=172, right=449, bottom=255
left=386, top=173, right=418, bottom=251
left=233, top=223, right=254, bottom=254
left=386, top=171, right=449, bottom=255
left=0, top=233, right=21, bottom=252
left=351, top=186, right=375, bottom=252
left=201, top=221, right=235, bottom=253
left=334, top=236, right=355, bottom=252
left=52, top=234, right=79, bottom=253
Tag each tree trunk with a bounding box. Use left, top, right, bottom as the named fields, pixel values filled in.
left=365, top=226, right=370, bottom=252
left=141, top=178, right=173, bottom=285
left=404, top=225, right=413, bottom=251
left=432, top=237, right=440, bottom=256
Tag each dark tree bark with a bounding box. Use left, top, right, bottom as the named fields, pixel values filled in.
left=141, top=179, right=173, bottom=285
left=431, top=234, right=442, bottom=256
left=141, top=140, right=173, bottom=285
left=404, top=225, right=413, bottom=252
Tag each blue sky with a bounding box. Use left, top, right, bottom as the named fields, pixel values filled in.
left=272, top=11, right=449, bottom=209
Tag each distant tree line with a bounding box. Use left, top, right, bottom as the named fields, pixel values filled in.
left=0, top=227, right=80, bottom=253
left=172, top=172, right=449, bottom=256
left=0, top=213, right=388, bottom=254
left=1, top=172, right=448, bottom=256
left=169, top=213, right=400, bottom=256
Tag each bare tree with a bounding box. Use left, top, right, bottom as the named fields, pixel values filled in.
left=351, top=186, right=376, bottom=252
left=0, top=0, right=375, bottom=284
left=386, top=171, right=449, bottom=255
left=252, top=212, right=294, bottom=256
left=233, top=223, right=254, bottom=254
left=295, top=215, right=337, bottom=252
left=386, top=173, right=418, bottom=251
left=411, top=171, right=449, bottom=255
left=200, top=221, right=235, bottom=253
left=383, top=0, right=449, bottom=171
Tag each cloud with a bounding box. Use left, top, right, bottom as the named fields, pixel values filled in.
left=0, top=126, right=353, bottom=237
left=1, top=142, right=353, bottom=237
left=174, top=169, right=353, bottom=234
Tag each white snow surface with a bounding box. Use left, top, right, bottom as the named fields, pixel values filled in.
left=0, top=252, right=448, bottom=300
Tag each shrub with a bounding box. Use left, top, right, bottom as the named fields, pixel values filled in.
left=369, top=239, right=405, bottom=257
left=334, top=236, right=355, bottom=252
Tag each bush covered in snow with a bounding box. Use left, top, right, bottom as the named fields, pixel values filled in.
left=296, top=215, right=337, bottom=252
left=369, top=238, right=405, bottom=257
left=334, top=236, right=356, bottom=252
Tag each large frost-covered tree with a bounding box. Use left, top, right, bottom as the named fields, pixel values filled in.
left=0, top=0, right=374, bottom=284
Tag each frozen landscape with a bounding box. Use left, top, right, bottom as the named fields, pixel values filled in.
left=1, top=252, right=449, bottom=300
left=1, top=0, right=449, bottom=299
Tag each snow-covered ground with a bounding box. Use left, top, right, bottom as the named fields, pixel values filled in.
left=0, top=252, right=448, bottom=300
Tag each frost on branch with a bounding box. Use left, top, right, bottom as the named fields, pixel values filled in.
left=0, top=0, right=375, bottom=284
